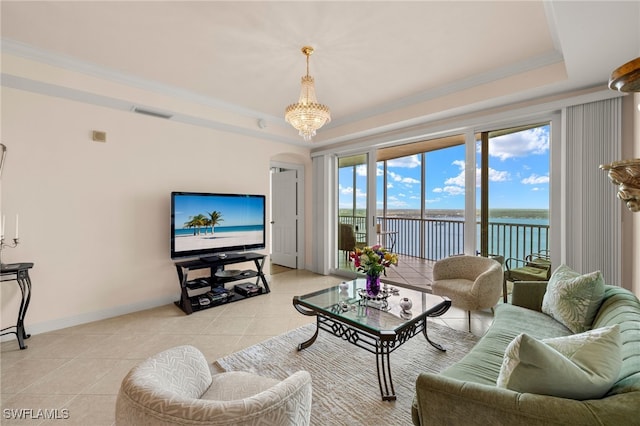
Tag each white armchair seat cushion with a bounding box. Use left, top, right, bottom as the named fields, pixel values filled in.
left=203, top=371, right=280, bottom=401
left=432, top=279, right=478, bottom=307
left=115, top=345, right=312, bottom=426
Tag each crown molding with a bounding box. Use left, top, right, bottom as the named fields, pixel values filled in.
left=1, top=38, right=285, bottom=125
left=330, top=50, right=565, bottom=128
left=1, top=73, right=306, bottom=146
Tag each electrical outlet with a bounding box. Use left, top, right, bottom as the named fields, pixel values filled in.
left=92, top=131, right=107, bottom=142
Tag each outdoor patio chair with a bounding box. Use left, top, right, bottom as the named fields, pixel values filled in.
left=338, top=223, right=365, bottom=260
left=503, top=250, right=551, bottom=302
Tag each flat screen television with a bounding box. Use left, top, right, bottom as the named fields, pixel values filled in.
left=171, top=191, right=266, bottom=259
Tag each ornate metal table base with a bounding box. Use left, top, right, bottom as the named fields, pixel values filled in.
left=293, top=296, right=450, bottom=401
left=1, top=263, right=34, bottom=350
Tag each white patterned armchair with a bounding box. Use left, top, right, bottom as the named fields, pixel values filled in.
left=115, top=345, right=312, bottom=426
left=432, top=255, right=503, bottom=332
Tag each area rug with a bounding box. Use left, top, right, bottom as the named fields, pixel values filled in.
left=214, top=322, right=479, bottom=426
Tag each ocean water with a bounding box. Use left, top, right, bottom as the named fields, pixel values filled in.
left=342, top=209, right=550, bottom=260
left=174, top=225, right=264, bottom=237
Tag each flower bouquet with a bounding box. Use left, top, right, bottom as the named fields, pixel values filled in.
left=349, top=245, right=398, bottom=296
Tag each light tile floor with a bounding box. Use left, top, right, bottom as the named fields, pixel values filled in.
left=337, top=252, right=436, bottom=290
left=0, top=268, right=493, bottom=425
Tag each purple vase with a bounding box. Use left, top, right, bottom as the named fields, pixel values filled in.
left=366, top=274, right=381, bottom=297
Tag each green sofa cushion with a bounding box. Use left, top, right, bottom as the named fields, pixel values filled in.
left=508, top=265, right=549, bottom=281
left=542, top=265, right=605, bottom=333
left=496, top=325, right=621, bottom=400
left=440, top=303, right=572, bottom=386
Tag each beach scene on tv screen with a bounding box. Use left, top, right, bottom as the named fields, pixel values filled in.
left=173, top=194, right=264, bottom=253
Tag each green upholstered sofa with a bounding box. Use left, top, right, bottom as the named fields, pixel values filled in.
left=412, top=281, right=640, bottom=425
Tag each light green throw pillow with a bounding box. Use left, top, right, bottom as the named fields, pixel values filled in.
left=496, top=325, right=621, bottom=400
left=541, top=264, right=605, bottom=333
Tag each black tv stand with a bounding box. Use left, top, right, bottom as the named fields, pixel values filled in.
left=174, top=252, right=269, bottom=315
left=199, top=255, right=223, bottom=263
left=199, top=252, right=240, bottom=263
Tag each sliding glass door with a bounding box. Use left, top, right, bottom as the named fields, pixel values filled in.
left=337, top=154, right=368, bottom=273
left=332, top=122, right=550, bottom=274
left=376, top=136, right=466, bottom=260
left=476, top=123, right=551, bottom=260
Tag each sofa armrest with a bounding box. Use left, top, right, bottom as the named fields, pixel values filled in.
left=510, top=280, right=548, bottom=312
left=414, top=373, right=601, bottom=426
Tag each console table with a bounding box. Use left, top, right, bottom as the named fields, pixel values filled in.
left=1, top=262, right=34, bottom=349
left=174, top=252, right=269, bottom=315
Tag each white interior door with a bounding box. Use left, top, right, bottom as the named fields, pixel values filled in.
left=271, top=169, right=298, bottom=268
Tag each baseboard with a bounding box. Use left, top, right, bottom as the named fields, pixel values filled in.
left=1, top=274, right=278, bottom=342
left=1, top=294, right=176, bottom=341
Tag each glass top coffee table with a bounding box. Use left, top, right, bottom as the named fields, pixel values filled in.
left=292, top=278, right=451, bottom=401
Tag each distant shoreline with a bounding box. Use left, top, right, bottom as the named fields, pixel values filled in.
left=341, top=208, right=549, bottom=220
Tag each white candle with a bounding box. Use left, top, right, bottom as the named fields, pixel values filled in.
left=1, top=214, right=4, bottom=239
left=15, top=214, right=19, bottom=239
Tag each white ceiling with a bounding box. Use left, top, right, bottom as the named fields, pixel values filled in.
left=1, top=1, right=639, bottom=148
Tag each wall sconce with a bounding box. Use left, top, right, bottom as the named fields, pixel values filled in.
left=600, top=159, right=640, bottom=212
left=602, top=57, right=640, bottom=212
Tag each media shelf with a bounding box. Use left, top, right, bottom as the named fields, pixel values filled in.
left=174, top=252, right=269, bottom=315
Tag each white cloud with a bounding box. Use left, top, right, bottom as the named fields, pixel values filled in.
left=444, top=160, right=466, bottom=187
left=433, top=185, right=465, bottom=196
left=387, top=196, right=409, bottom=208
left=387, top=170, right=419, bottom=186
left=356, top=165, right=367, bottom=176
left=485, top=168, right=510, bottom=182
left=521, top=174, right=549, bottom=184
left=445, top=171, right=465, bottom=187
left=402, top=177, right=420, bottom=184
left=388, top=170, right=402, bottom=182
left=339, top=184, right=366, bottom=198
left=445, top=164, right=509, bottom=187
left=441, top=185, right=466, bottom=196
left=388, top=155, right=421, bottom=168
left=484, top=127, right=549, bottom=161
left=339, top=184, right=352, bottom=195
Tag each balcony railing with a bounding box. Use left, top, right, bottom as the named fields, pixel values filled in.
left=339, top=215, right=549, bottom=261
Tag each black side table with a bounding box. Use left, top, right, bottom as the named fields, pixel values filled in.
left=1, top=262, right=34, bottom=349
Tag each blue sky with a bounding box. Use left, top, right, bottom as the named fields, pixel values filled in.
left=173, top=194, right=264, bottom=228
left=339, top=125, right=550, bottom=211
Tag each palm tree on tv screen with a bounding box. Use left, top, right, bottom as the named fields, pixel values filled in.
left=185, top=214, right=208, bottom=235
left=207, top=211, right=224, bottom=235
left=203, top=218, right=212, bottom=234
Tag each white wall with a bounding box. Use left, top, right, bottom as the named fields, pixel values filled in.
left=0, top=86, right=311, bottom=334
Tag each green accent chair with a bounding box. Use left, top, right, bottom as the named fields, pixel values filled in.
left=503, top=250, right=551, bottom=302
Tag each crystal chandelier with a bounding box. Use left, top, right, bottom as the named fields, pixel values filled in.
left=285, top=46, right=331, bottom=141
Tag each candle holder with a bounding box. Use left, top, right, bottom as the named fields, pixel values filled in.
left=0, top=237, right=20, bottom=251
